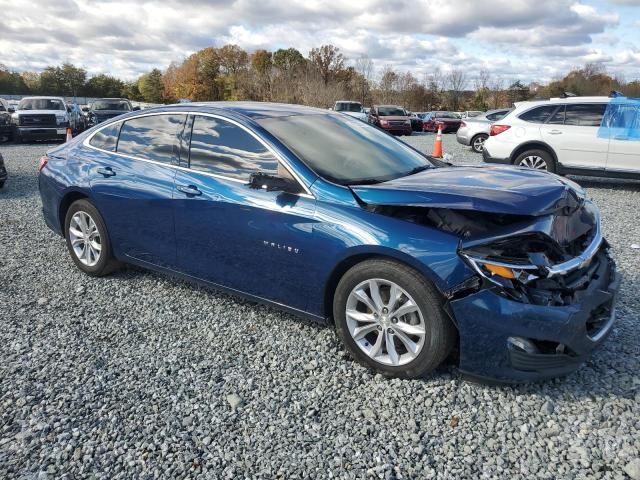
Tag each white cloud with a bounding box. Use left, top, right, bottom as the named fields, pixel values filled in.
left=0, top=0, right=636, bottom=84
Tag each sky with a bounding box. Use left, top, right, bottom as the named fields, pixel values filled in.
left=1, top=0, right=639, bottom=85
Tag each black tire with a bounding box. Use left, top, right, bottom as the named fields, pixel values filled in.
left=470, top=134, right=488, bottom=154
left=513, top=148, right=556, bottom=173
left=64, top=199, right=120, bottom=276
left=333, top=259, right=456, bottom=379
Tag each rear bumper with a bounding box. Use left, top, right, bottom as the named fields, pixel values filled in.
left=456, top=130, right=470, bottom=145
left=449, top=252, right=621, bottom=383
left=482, top=145, right=511, bottom=164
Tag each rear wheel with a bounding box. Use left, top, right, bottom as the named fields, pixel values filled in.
left=333, top=259, right=456, bottom=378
left=64, top=199, right=120, bottom=276
left=513, top=149, right=556, bottom=173
left=471, top=134, right=488, bottom=153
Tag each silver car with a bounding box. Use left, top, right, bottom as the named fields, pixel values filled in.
left=456, top=109, right=511, bottom=153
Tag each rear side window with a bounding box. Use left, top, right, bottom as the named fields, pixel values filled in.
left=564, top=104, right=607, bottom=127
left=189, top=115, right=278, bottom=180
left=90, top=122, right=122, bottom=151
left=117, top=114, right=186, bottom=164
left=519, top=105, right=559, bottom=123
left=486, top=111, right=508, bottom=121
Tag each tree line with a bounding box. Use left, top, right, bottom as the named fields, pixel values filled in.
left=1, top=45, right=639, bottom=111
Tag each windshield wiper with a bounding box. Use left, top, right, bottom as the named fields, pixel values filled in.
left=349, top=178, right=386, bottom=185
left=403, top=164, right=431, bottom=177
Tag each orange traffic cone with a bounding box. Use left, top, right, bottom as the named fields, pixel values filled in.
left=65, top=128, right=73, bottom=142
left=431, top=123, right=443, bottom=158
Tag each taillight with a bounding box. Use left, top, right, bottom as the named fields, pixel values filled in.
left=460, top=121, right=467, bottom=127
left=38, top=155, right=49, bottom=172
left=490, top=124, right=511, bottom=136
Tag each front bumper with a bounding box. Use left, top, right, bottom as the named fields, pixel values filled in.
left=17, top=126, right=67, bottom=140
left=482, top=145, right=510, bottom=164
left=448, top=252, right=620, bottom=383
left=381, top=124, right=412, bottom=135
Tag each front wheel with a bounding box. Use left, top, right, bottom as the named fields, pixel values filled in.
left=333, top=259, right=456, bottom=378
left=64, top=199, right=120, bottom=276
left=471, top=134, right=488, bottom=153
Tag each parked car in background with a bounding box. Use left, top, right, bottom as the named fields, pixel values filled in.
left=456, top=109, right=512, bottom=153
left=67, top=103, right=86, bottom=133
left=0, top=152, right=7, bottom=188
left=12, top=96, right=71, bottom=142
left=422, top=111, right=462, bottom=133
left=460, top=111, right=483, bottom=119
left=483, top=95, right=640, bottom=177
left=0, top=98, right=14, bottom=142
left=368, top=105, right=412, bottom=135
left=408, top=112, right=424, bottom=132
left=38, top=102, right=620, bottom=383
left=333, top=100, right=367, bottom=121
left=88, top=98, right=137, bottom=127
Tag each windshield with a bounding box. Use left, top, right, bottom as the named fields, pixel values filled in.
left=377, top=106, right=406, bottom=116
left=18, top=98, right=65, bottom=111
left=435, top=112, right=460, bottom=119
left=257, top=113, right=432, bottom=185
left=335, top=102, right=362, bottom=113
left=92, top=100, right=131, bottom=111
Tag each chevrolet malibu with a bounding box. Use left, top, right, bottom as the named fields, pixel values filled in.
left=38, top=102, right=620, bottom=382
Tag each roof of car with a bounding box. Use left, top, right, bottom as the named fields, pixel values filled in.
left=161, top=101, right=337, bottom=119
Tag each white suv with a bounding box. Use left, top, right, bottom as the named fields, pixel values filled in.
left=482, top=96, right=640, bottom=178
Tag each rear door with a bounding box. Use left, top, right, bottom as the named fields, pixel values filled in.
left=89, top=113, right=186, bottom=268
left=539, top=103, right=608, bottom=169
left=173, top=114, right=317, bottom=310
left=605, top=102, right=640, bottom=173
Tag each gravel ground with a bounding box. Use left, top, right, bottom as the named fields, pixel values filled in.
left=1, top=135, right=639, bottom=479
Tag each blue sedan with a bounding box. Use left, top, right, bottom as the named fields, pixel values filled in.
left=38, top=102, right=620, bottom=382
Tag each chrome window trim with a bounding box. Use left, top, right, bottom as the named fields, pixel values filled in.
left=83, top=110, right=315, bottom=199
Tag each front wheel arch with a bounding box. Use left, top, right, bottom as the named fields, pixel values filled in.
left=322, top=250, right=450, bottom=324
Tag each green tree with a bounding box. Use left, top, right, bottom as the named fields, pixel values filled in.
left=137, top=69, right=164, bottom=103
left=84, top=74, right=125, bottom=97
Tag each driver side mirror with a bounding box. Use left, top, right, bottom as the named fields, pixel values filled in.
left=8, top=107, right=14, bottom=113
left=248, top=172, right=302, bottom=194
left=133, top=106, right=141, bottom=111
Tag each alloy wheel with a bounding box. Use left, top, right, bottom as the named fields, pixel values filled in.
left=519, top=155, right=548, bottom=170
left=472, top=136, right=486, bottom=152
left=68, top=211, right=102, bottom=266
left=345, top=278, right=426, bottom=366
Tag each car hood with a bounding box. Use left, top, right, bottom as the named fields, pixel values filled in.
left=350, top=165, right=585, bottom=216
left=341, top=111, right=367, bottom=120
left=92, top=110, right=128, bottom=117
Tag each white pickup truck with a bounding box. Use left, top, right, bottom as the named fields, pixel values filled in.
left=333, top=100, right=367, bottom=122
left=12, top=96, right=77, bottom=142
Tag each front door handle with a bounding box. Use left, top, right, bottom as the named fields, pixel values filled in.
left=548, top=130, right=563, bottom=135
left=177, top=185, right=202, bottom=196
left=97, top=167, right=116, bottom=177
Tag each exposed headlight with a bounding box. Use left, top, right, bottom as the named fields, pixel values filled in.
left=461, top=254, right=538, bottom=285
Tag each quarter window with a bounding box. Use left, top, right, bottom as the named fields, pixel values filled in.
left=518, top=105, right=559, bottom=123
left=564, top=104, right=607, bottom=127
left=90, top=122, right=122, bottom=151
left=189, top=115, right=278, bottom=180
left=117, top=114, right=186, bottom=164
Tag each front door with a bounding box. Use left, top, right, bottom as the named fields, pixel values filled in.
left=605, top=101, right=640, bottom=173
left=173, top=114, right=317, bottom=310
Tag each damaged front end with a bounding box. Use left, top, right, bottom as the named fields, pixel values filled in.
left=365, top=196, right=621, bottom=382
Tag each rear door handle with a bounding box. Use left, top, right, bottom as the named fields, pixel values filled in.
left=548, top=130, right=563, bottom=135
left=177, top=185, right=202, bottom=196
left=97, top=167, right=116, bottom=177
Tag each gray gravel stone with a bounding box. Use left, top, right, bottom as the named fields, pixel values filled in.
left=625, top=459, right=640, bottom=480
left=0, top=137, right=639, bottom=479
